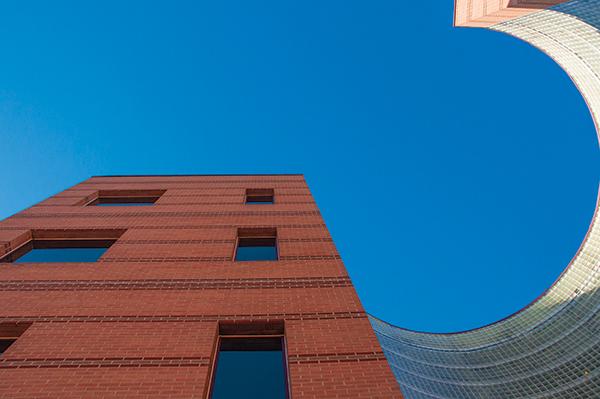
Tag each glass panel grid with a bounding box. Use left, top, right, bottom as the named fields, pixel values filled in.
left=371, top=4, right=600, bottom=397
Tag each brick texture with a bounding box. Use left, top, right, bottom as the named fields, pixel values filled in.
left=454, top=0, right=568, bottom=27
left=0, top=175, right=402, bottom=398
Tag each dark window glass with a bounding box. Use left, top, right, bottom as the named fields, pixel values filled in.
left=0, top=323, right=31, bottom=356
left=91, top=197, right=159, bottom=206
left=14, top=247, right=108, bottom=263
left=0, top=339, right=16, bottom=355
left=95, top=202, right=155, bottom=207
left=246, top=196, right=273, bottom=205
left=1, top=240, right=115, bottom=263
left=245, top=189, right=274, bottom=205
left=235, top=238, right=277, bottom=261
left=211, top=338, right=287, bottom=399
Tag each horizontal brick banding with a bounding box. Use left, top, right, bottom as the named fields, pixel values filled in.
left=115, top=239, right=236, bottom=245
left=69, top=185, right=311, bottom=190
left=99, top=256, right=233, bottom=263
left=0, top=223, right=328, bottom=231
left=13, top=210, right=322, bottom=218
left=0, top=175, right=402, bottom=398
left=54, top=193, right=315, bottom=198
left=109, top=238, right=331, bottom=245
left=279, top=255, right=341, bottom=261
left=0, top=368, right=209, bottom=399
left=0, top=311, right=368, bottom=323
left=0, top=356, right=211, bottom=369
left=288, top=352, right=387, bottom=364
left=96, top=255, right=341, bottom=263
left=0, top=277, right=352, bottom=291
left=81, top=179, right=304, bottom=184
left=54, top=193, right=242, bottom=198
left=279, top=237, right=333, bottom=242
left=0, top=287, right=365, bottom=317
left=157, top=201, right=316, bottom=205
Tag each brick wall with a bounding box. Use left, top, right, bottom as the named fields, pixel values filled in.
left=0, top=175, right=402, bottom=398
left=454, top=0, right=567, bottom=27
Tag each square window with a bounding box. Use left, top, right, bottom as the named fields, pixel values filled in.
left=210, top=321, right=288, bottom=399
left=0, top=231, right=123, bottom=263
left=245, top=189, right=274, bottom=205
left=235, top=228, right=278, bottom=262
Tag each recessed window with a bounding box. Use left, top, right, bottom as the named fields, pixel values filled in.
left=0, top=323, right=31, bottom=356
left=0, top=339, right=16, bottom=354
left=0, top=232, right=123, bottom=263
left=87, top=190, right=166, bottom=207
left=94, top=200, right=155, bottom=207
left=235, top=228, right=278, bottom=262
left=245, top=189, right=274, bottom=205
left=210, top=322, right=288, bottom=399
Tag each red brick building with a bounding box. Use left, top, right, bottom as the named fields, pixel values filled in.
left=0, top=174, right=402, bottom=398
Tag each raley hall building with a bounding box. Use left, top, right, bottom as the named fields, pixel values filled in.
left=0, top=175, right=403, bottom=399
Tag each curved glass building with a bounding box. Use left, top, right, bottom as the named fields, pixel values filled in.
left=371, top=1, right=600, bottom=398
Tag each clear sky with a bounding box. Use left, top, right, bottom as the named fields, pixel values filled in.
left=0, top=1, right=598, bottom=333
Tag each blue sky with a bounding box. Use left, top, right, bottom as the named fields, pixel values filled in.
left=0, top=1, right=598, bottom=332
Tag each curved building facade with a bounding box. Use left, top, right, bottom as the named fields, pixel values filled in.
left=371, top=1, right=600, bottom=398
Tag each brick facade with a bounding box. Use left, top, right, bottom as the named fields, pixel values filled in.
left=0, top=175, right=402, bottom=398
left=454, top=0, right=568, bottom=27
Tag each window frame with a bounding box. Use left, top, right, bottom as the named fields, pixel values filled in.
left=245, top=188, right=275, bottom=205
left=0, top=230, right=124, bottom=263
left=207, top=321, right=290, bottom=399
left=0, top=323, right=31, bottom=357
left=0, top=339, right=17, bottom=355
left=83, top=189, right=166, bottom=207
left=234, top=228, right=279, bottom=262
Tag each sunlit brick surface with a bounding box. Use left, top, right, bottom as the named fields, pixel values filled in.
left=372, top=1, right=600, bottom=397
left=0, top=175, right=402, bottom=398
left=454, top=0, right=567, bottom=27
